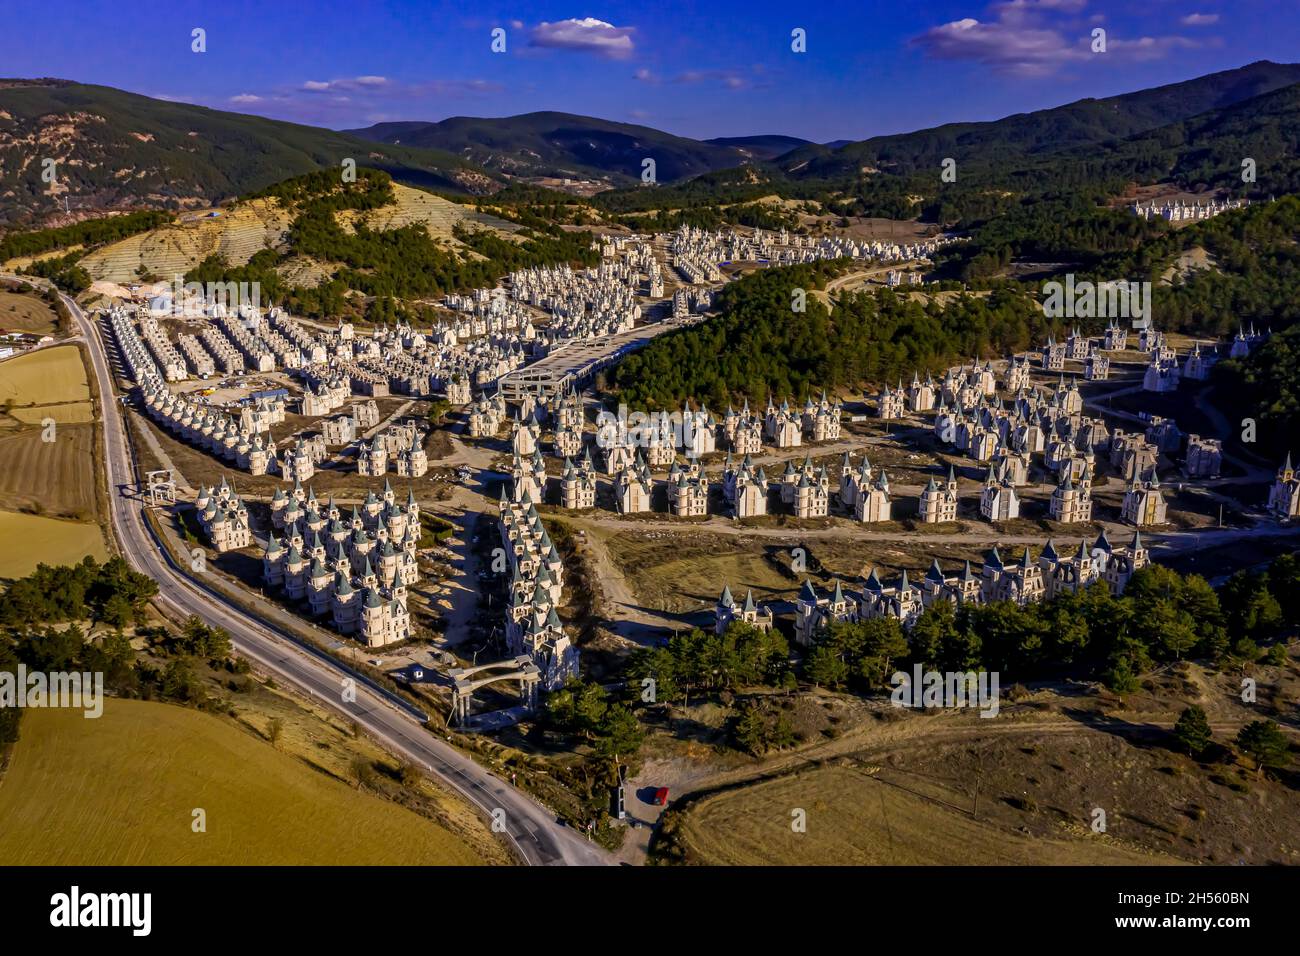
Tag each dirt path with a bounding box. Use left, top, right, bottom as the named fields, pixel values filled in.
left=574, top=527, right=689, bottom=643
left=560, top=509, right=1300, bottom=551
left=656, top=697, right=1289, bottom=815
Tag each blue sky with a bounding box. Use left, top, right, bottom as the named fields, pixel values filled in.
left=3, top=0, right=1297, bottom=141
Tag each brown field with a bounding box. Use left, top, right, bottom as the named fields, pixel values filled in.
left=599, top=526, right=997, bottom=615
left=677, top=763, right=1186, bottom=866
left=659, top=654, right=1300, bottom=867
left=1, top=245, right=85, bottom=272
left=77, top=199, right=291, bottom=285
left=0, top=422, right=98, bottom=518
left=0, top=289, right=59, bottom=334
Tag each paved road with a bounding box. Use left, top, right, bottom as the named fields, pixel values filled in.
left=66, top=292, right=610, bottom=867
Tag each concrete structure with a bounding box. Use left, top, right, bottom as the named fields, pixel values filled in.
left=1184, top=435, right=1222, bottom=479
left=1049, top=468, right=1093, bottom=523
left=979, top=463, right=1020, bottom=521
left=715, top=584, right=775, bottom=634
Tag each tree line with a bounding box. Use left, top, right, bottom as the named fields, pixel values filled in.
left=0, top=556, right=158, bottom=630
left=612, top=261, right=1053, bottom=409
left=0, top=210, right=171, bottom=262
left=612, top=552, right=1299, bottom=758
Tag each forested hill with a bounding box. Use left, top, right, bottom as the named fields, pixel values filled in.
left=611, top=263, right=1050, bottom=411
left=773, top=60, right=1300, bottom=182
left=346, top=111, right=774, bottom=185
left=0, top=80, right=501, bottom=229
left=920, top=81, right=1300, bottom=282
left=593, top=63, right=1300, bottom=228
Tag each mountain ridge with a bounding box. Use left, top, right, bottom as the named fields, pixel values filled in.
left=0, top=81, right=503, bottom=229
left=775, top=59, right=1300, bottom=180
left=345, top=110, right=787, bottom=184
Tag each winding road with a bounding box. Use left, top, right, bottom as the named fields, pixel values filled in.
left=62, top=288, right=609, bottom=867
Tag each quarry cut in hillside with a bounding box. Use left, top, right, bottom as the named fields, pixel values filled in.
left=77, top=183, right=521, bottom=285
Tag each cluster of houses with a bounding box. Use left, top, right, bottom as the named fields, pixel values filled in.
left=139, top=375, right=413, bottom=485
left=672, top=287, right=713, bottom=319
left=506, top=390, right=850, bottom=519
left=483, top=313, right=1288, bottom=540
left=115, top=304, right=444, bottom=482
left=509, top=260, right=639, bottom=344
left=752, top=394, right=844, bottom=449
left=883, top=364, right=1112, bottom=521
left=1129, top=197, right=1248, bottom=223
left=468, top=391, right=511, bottom=438
left=192, top=476, right=253, bottom=551
left=142, top=293, right=539, bottom=400
left=192, top=478, right=423, bottom=647
left=497, top=491, right=580, bottom=690
left=869, top=332, right=1241, bottom=527
left=263, top=481, right=421, bottom=645
left=669, top=225, right=958, bottom=273
left=1051, top=322, right=1267, bottom=396
left=714, top=529, right=1152, bottom=643
left=355, top=420, right=430, bottom=479
left=141, top=379, right=288, bottom=477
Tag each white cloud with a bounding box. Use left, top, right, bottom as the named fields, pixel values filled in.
left=529, top=17, right=636, bottom=58
left=229, top=93, right=262, bottom=104
left=912, top=2, right=1205, bottom=75
left=912, top=15, right=1088, bottom=76
left=300, top=76, right=388, bottom=93
left=1181, top=13, right=1220, bottom=26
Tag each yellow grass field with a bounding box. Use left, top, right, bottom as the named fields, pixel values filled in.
left=0, top=699, right=489, bottom=865
left=9, top=401, right=94, bottom=424
left=0, top=290, right=59, bottom=334
left=0, top=345, right=90, bottom=405
left=0, top=511, right=107, bottom=578
left=677, top=765, right=1186, bottom=866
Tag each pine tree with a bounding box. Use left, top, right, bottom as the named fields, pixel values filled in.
left=1172, top=705, right=1212, bottom=757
